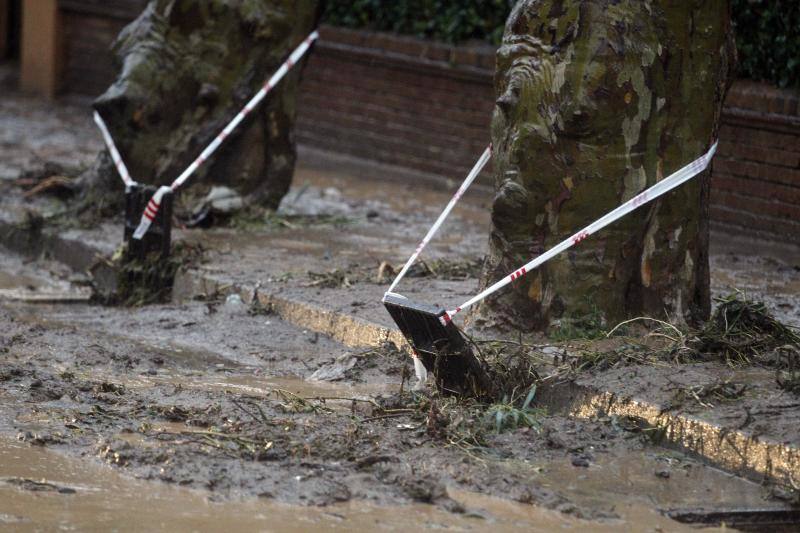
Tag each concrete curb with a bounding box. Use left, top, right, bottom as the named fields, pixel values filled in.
left=172, top=270, right=406, bottom=349
left=571, top=390, right=800, bottom=489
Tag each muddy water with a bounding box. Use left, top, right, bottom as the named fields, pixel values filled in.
left=0, top=255, right=784, bottom=531
left=184, top=373, right=393, bottom=400
left=0, top=271, right=39, bottom=290
left=0, top=436, right=700, bottom=532
left=0, top=64, right=101, bottom=182
left=540, top=451, right=768, bottom=515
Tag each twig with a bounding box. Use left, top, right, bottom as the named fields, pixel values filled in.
left=310, top=396, right=380, bottom=407
left=607, top=316, right=685, bottom=340
left=176, top=430, right=264, bottom=445
left=230, top=399, right=264, bottom=424
left=360, top=412, right=412, bottom=423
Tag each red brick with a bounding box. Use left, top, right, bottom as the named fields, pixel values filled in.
left=726, top=80, right=800, bottom=117
left=717, top=141, right=800, bottom=169
left=711, top=190, right=800, bottom=221
left=712, top=173, right=800, bottom=204
left=61, top=12, right=129, bottom=95
left=299, top=75, right=493, bottom=129
left=718, top=123, right=800, bottom=153
left=710, top=205, right=800, bottom=243
left=298, top=109, right=478, bottom=164
left=308, top=53, right=493, bottom=106
left=319, top=109, right=482, bottom=155
left=714, top=157, right=800, bottom=188
left=299, top=84, right=491, bottom=129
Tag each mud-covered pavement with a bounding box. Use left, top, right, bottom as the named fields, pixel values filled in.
left=0, top=67, right=100, bottom=183
left=0, top=254, right=795, bottom=531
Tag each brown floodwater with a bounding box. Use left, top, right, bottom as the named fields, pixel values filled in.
left=0, top=436, right=709, bottom=532
left=2, top=207, right=794, bottom=533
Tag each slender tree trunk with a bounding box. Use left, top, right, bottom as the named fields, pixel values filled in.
left=476, top=0, right=735, bottom=332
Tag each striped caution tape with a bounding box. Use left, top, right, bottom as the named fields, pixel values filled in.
left=387, top=144, right=492, bottom=293
left=136, top=185, right=173, bottom=236
left=441, top=141, right=719, bottom=322
left=131, top=30, right=320, bottom=240
left=383, top=141, right=718, bottom=326
left=94, top=111, right=136, bottom=189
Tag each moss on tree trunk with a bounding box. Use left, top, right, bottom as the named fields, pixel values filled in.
left=83, top=0, right=321, bottom=212
left=476, top=0, right=735, bottom=333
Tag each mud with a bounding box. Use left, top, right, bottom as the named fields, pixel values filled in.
left=0, top=247, right=91, bottom=303
left=0, top=254, right=781, bottom=531
left=0, top=65, right=100, bottom=184
left=577, top=361, right=800, bottom=459
left=0, top=278, right=788, bottom=531
left=711, top=252, right=800, bottom=327
left=0, top=438, right=701, bottom=533
left=2, top=60, right=800, bottom=529
left=0, top=299, right=578, bottom=508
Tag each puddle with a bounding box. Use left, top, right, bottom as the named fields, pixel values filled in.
left=0, top=436, right=697, bottom=532
left=0, top=288, right=91, bottom=303
left=190, top=373, right=393, bottom=399
left=538, top=450, right=771, bottom=514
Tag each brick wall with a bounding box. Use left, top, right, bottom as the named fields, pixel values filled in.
left=713, top=84, right=800, bottom=243
left=298, top=27, right=800, bottom=245
left=58, top=0, right=146, bottom=95
left=0, top=0, right=9, bottom=59
left=297, top=27, right=496, bottom=180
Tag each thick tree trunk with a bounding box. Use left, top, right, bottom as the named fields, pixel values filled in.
left=476, top=0, right=735, bottom=332
left=83, top=0, right=320, bottom=211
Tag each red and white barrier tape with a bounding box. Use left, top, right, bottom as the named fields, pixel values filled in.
left=387, top=145, right=492, bottom=293
left=94, top=111, right=136, bottom=189
left=384, top=141, right=718, bottom=326
left=442, top=141, right=719, bottom=322
left=132, top=30, right=320, bottom=240
left=139, top=184, right=173, bottom=230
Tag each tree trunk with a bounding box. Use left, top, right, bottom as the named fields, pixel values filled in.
left=476, top=0, right=735, bottom=332
left=83, top=0, right=320, bottom=212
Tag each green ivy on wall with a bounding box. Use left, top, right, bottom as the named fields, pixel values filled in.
left=323, top=0, right=799, bottom=89
left=323, top=0, right=512, bottom=46
left=731, top=0, right=799, bottom=89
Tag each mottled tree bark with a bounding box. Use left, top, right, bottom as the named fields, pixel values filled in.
left=83, top=0, right=320, bottom=210
left=477, top=0, right=735, bottom=332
